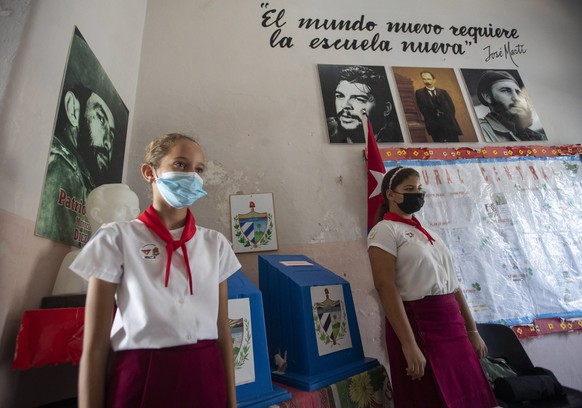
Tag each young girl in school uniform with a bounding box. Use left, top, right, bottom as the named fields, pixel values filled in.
left=367, top=166, right=498, bottom=408
left=72, top=133, right=241, bottom=408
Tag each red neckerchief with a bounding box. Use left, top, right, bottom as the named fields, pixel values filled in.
left=383, top=212, right=435, bottom=245
left=137, top=205, right=197, bottom=294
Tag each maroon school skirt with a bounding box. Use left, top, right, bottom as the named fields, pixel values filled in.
left=385, top=293, right=498, bottom=408
left=106, top=340, right=226, bottom=408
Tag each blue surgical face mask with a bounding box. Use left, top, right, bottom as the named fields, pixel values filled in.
left=155, top=171, right=207, bottom=208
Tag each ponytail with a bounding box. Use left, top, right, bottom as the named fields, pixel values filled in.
left=374, top=201, right=389, bottom=226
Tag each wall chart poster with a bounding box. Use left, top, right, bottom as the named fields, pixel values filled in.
left=383, top=156, right=582, bottom=325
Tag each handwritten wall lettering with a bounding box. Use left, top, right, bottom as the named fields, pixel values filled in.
left=449, top=24, right=519, bottom=45
left=386, top=22, right=444, bottom=35
left=260, top=5, right=286, bottom=28
left=401, top=41, right=464, bottom=55
left=309, top=34, right=392, bottom=52
left=261, top=4, right=294, bottom=48
left=298, top=15, right=377, bottom=31
left=484, top=42, right=527, bottom=67
left=270, top=28, right=294, bottom=48
left=259, top=4, right=526, bottom=65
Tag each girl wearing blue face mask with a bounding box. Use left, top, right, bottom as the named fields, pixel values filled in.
left=72, top=133, right=240, bottom=408
left=367, top=167, right=497, bottom=408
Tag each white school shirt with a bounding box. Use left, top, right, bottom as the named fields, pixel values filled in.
left=367, top=220, right=459, bottom=301
left=70, top=219, right=241, bottom=351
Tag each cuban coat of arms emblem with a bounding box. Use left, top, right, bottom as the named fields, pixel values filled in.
left=311, top=285, right=353, bottom=356
left=230, top=193, right=278, bottom=253
left=228, top=297, right=255, bottom=385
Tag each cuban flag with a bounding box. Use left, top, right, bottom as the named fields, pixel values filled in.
left=366, top=117, right=386, bottom=231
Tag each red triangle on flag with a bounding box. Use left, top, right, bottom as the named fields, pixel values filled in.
left=366, top=119, right=386, bottom=231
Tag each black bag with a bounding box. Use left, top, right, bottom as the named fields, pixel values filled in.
left=493, top=367, right=565, bottom=403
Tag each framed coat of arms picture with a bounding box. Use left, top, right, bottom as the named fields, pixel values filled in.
left=230, top=193, right=278, bottom=253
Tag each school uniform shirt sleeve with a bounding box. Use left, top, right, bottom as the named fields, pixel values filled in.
left=69, top=222, right=124, bottom=284
left=367, top=221, right=398, bottom=256
left=217, top=232, right=242, bottom=282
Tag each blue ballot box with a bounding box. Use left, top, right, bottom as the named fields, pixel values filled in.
left=258, top=254, right=379, bottom=391
left=227, top=270, right=291, bottom=408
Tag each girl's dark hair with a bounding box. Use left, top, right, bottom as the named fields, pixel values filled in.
left=374, top=166, right=420, bottom=225
left=144, top=133, right=199, bottom=168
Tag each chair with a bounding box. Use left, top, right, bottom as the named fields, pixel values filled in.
left=477, top=323, right=582, bottom=408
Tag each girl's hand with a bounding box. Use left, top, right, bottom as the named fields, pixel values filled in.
left=402, top=342, right=426, bottom=380
left=468, top=331, right=488, bottom=358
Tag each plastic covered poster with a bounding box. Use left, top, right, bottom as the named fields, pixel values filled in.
left=385, top=156, right=582, bottom=325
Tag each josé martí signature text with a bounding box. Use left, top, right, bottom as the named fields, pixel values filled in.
left=483, top=41, right=527, bottom=67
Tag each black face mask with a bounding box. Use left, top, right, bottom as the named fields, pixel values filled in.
left=394, top=192, right=425, bottom=214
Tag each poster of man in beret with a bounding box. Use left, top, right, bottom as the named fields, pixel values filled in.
left=35, top=27, right=129, bottom=247
left=461, top=68, right=547, bottom=143
left=318, top=64, right=404, bottom=144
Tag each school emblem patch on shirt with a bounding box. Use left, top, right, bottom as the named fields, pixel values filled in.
left=140, top=244, right=160, bottom=260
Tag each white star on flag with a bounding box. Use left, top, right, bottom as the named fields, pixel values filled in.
left=369, top=169, right=384, bottom=199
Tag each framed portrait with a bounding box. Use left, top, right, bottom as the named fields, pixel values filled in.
left=317, top=64, right=404, bottom=144
left=392, top=66, right=477, bottom=144
left=460, top=68, right=547, bottom=143
left=230, top=193, right=278, bottom=253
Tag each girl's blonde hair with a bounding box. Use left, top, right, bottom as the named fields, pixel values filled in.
left=144, top=133, right=199, bottom=168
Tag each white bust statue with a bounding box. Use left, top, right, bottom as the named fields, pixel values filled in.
left=52, top=184, right=140, bottom=295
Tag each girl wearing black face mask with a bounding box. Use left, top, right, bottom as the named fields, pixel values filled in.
left=367, top=167, right=497, bottom=408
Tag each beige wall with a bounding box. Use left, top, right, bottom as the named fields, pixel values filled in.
left=1, top=0, right=581, bottom=406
